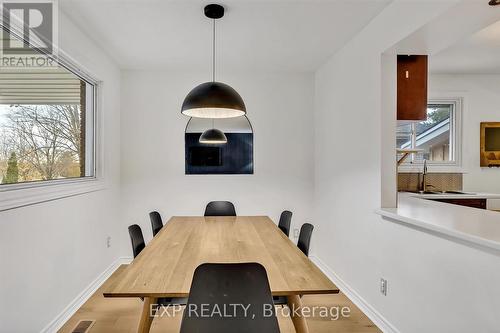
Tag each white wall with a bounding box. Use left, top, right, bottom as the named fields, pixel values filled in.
left=314, top=1, right=500, bottom=332
left=120, top=70, right=314, bottom=249
left=429, top=74, right=500, bottom=193
left=0, top=12, right=122, bottom=333
left=6, top=2, right=500, bottom=332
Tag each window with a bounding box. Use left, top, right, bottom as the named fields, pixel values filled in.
left=0, top=62, right=96, bottom=186
left=397, top=99, right=462, bottom=168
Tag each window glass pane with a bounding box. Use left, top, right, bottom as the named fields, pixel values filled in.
left=0, top=62, right=94, bottom=185
left=415, top=104, right=452, bottom=162
left=397, top=123, right=412, bottom=150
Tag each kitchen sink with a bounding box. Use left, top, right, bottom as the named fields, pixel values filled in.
left=407, top=190, right=475, bottom=195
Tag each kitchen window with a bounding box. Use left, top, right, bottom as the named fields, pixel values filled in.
left=397, top=99, right=462, bottom=170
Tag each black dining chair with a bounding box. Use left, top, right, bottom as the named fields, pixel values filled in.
left=297, top=223, right=314, bottom=256
left=180, top=263, right=280, bottom=333
left=278, top=210, right=292, bottom=237
left=204, top=201, right=236, bottom=216
left=128, top=224, right=145, bottom=258
left=149, top=211, right=163, bottom=237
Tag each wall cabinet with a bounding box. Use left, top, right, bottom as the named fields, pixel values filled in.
left=397, top=55, right=428, bottom=121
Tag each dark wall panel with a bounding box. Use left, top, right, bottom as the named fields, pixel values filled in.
left=185, top=133, right=254, bottom=174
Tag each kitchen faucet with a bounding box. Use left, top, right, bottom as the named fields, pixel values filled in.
left=420, top=159, right=435, bottom=192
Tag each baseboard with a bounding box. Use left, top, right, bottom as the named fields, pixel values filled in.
left=40, top=256, right=133, bottom=333
left=309, top=255, right=400, bottom=333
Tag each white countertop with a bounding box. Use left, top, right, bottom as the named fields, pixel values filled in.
left=404, top=191, right=500, bottom=200
left=376, top=192, right=500, bottom=252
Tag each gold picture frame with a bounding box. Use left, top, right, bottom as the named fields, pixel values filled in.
left=480, top=122, right=500, bottom=167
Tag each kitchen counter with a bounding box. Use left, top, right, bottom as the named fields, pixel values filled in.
left=376, top=192, right=500, bottom=252
left=404, top=191, right=500, bottom=200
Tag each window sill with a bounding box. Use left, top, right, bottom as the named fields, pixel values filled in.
left=0, top=178, right=106, bottom=212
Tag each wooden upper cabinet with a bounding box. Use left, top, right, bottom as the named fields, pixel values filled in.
left=397, top=55, right=428, bottom=121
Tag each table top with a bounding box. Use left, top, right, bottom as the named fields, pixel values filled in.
left=103, top=216, right=338, bottom=298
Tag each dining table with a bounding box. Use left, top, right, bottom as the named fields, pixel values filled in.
left=103, top=216, right=339, bottom=333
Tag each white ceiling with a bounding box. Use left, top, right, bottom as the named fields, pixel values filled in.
left=59, top=0, right=390, bottom=72
left=431, top=19, right=500, bottom=74
left=385, top=1, right=500, bottom=75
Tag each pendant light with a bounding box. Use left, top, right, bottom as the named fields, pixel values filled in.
left=199, top=119, right=228, bottom=144
left=181, top=4, right=246, bottom=119
left=199, top=128, right=228, bottom=144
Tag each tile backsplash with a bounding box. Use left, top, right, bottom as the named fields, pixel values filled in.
left=398, top=173, right=463, bottom=192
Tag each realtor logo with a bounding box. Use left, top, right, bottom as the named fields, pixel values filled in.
left=1, top=1, right=55, bottom=55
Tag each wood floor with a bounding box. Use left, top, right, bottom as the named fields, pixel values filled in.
left=59, top=265, right=381, bottom=333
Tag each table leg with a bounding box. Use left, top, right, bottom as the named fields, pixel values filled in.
left=137, top=297, right=157, bottom=333
left=287, top=295, right=309, bottom=333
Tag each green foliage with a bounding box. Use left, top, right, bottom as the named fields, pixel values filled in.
left=427, top=108, right=450, bottom=124
left=2, top=152, right=19, bottom=184
left=416, top=106, right=451, bottom=135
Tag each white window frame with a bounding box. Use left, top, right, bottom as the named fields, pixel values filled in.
left=0, top=41, right=104, bottom=211
left=398, top=97, right=463, bottom=173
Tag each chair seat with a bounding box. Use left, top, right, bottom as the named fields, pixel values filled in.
left=204, top=201, right=236, bottom=216
left=180, top=263, right=280, bottom=333
left=150, top=211, right=164, bottom=237
left=278, top=210, right=292, bottom=237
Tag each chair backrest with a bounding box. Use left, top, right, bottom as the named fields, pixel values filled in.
left=204, top=201, right=236, bottom=216
left=180, top=263, right=280, bottom=333
left=297, top=223, right=314, bottom=257
left=278, top=210, right=292, bottom=237
left=149, top=211, right=163, bottom=237
left=128, top=224, right=145, bottom=258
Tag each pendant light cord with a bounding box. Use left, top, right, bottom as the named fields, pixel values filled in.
left=212, top=18, right=216, bottom=130
left=212, top=18, right=216, bottom=82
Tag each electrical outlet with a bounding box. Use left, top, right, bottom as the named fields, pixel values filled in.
left=380, top=278, right=387, bottom=296
left=106, top=236, right=111, bottom=248
left=293, top=228, right=300, bottom=239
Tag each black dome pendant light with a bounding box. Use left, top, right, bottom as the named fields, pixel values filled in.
left=199, top=129, right=228, bottom=144
left=199, top=118, right=227, bottom=144
left=181, top=4, right=246, bottom=119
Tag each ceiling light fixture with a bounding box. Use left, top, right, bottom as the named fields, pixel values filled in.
left=181, top=4, right=246, bottom=119
left=199, top=118, right=227, bottom=144
left=199, top=128, right=227, bottom=144
left=489, top=0, right=500, bottom=5
left=199, top=122, right=228, bottom=145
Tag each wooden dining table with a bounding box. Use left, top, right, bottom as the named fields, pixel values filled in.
left=103, top=216, right=339, bottom=333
